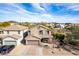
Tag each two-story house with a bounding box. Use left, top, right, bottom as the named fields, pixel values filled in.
left=0, top=23, right=28, bottom=46
left=25, top=25, right=53, bottom=45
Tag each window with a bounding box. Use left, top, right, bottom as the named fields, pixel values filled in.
left=2, top=31, right=4, bottom=34
left=18, top=30, right=20, bottom=34
left=47, top=31, right=49, bottom=34
left=41, top=38, right=48, bottom=43
left=0, top=31, right=4, bottom=34
left=28, top=31, right=31, bottom=35
left=0, top=39, right=2, bottom=45
left=0, top=31, right=2, bottom=34
left=39, top=30, right=43, bottom=35
left=7, top=31, right=9, bottom=34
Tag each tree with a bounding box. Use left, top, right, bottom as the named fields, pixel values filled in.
left=53, top=33, right=65, bottom=40
left=65, top=26, right=79, bottom=46
left=0, top=22, right=10, bottom=28
left=53, top=33, right=65, bottom=46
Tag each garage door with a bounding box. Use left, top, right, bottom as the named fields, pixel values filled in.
left=27, top=40, right=39, bottom=45
left=4, top=41, right=17, bottom=45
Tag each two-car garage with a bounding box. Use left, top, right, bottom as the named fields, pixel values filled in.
left=3, top=40, right=17, bottom=45
left=0, top=35, right=22, bottom=46
left=25, top=35, right=40, bottom=45
left=27, top=40, right=39, bottom=45
left=3, top=37, right=17, bottom=46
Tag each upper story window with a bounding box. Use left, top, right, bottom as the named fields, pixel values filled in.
left=0, top=31, right=4, bottom=34
left=39, top=30, right=43, bottom=35
left=0, top=38, right=2, bottom=45
left=28, top=31, right=31, bottom=35
left=18, top=30, right=20, bottom=34
left=47, top=31, right=49, bottom=35
left=0, top=31, right=2, bottom=34
left=7, top=31, right=9, bottom=34
left=2, top=31, right=4, bottom=34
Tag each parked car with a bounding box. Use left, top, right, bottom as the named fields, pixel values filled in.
left=0, top=45, right=15, bottom=55
left=0, top=46, right=5, bottom=53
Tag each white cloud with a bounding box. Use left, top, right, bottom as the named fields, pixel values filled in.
left=31, top=3, right=46, bottom=12
left=7, top=4, right=39, bottom=15
left=0, top=3, right=79, bottom=23
left=66, top=4, right=79, bottom=11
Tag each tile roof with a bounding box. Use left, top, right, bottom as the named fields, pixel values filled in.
left=30, top=24, right=53, bottom=31
left=0, top=34, right=22, bottom=40
left=1, top=24, right=28, bottom=30
left=25, top=35, right=53, bottom=41
left=25, top=35, right=40, bottom=40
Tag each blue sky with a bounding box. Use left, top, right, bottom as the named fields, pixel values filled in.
left=0, top=3, right=79, bottom=23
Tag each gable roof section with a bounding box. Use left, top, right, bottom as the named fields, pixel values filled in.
left=39, top=25, right=52, bottom=31
left=25, top=35, right=53, bottom=41
left=0, top=34, right=21, bottom=40
left=30, top=24, right=53, bottom=31
left=25, top=35, right=40, bottom=40
left=1, top=24, right=28, bottom=31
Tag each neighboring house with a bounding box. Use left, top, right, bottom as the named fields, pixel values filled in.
left=25, top=35, right=40, bottom=45
left=0, top=23, right=28, bottom=46
left=25, top=25, right=53, bottom=45
left=0, top=34, right=22, bottom=46
left=54, top=24, right=65, bottom=29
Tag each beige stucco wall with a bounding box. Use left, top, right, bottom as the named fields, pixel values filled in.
left=30, top=26, right=40, bottom=37
left=0, top=29, right=28, bottom=46
left=3, top=37, right=17, bottom=45
left=3, top=31, right=23, bottom=35
left=1, top=30, right=28, bottom=46
left=3, top=37, right=23, bottom=46
left=0, top=29, right=28, bottom=36
left=30, top=26, right=52, bottom=38
left=3, top=29, right=28, bottom=36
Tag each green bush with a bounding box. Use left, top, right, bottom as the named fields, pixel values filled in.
left=0, top=22, right=10, bottom=27
left=53, top=33, right=65, bottom=41
left=69, top=40, right=79, bottom=46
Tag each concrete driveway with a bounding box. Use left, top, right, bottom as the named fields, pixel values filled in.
left=8, top=45, right=43, bottom=56
left=7, top=44, right=76, bottom=56
left=8, top=44, right=26, bottom=56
